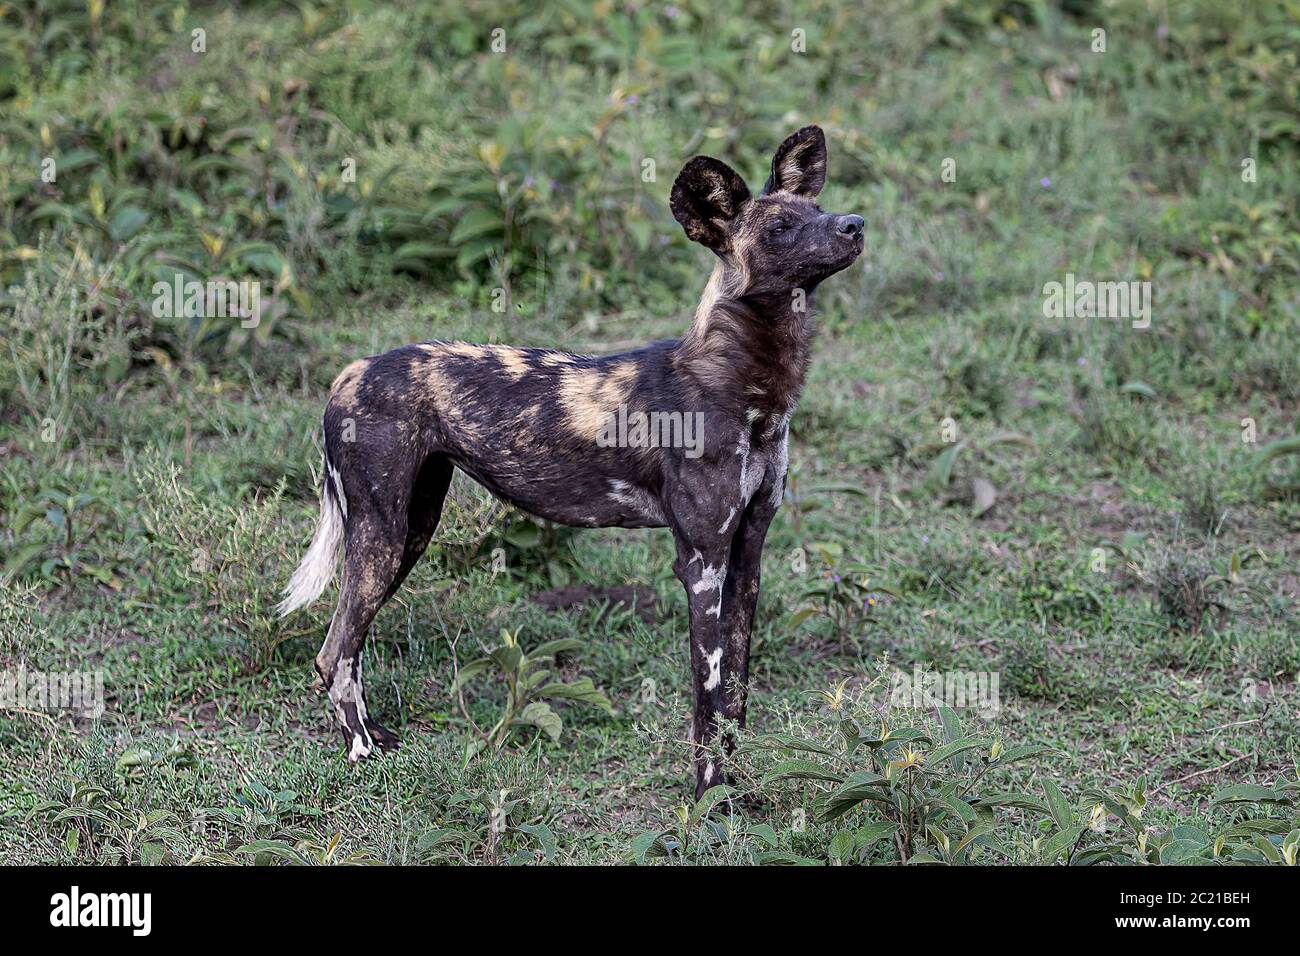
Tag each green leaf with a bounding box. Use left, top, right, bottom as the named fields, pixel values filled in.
left=1209, top=783, right=1288, bottom=807
left=971, top=792, right=1050, bottom=814
left=1042, top=779, right=1072, bottom=832
left=449, top=658, right=494, bottom=691
left=938, top=705, right=962, bottom=744
left=449, top=207, right=504, bottom=245
left=855, top=821, right=899, bottom=852
left=109, top=205, right=149, bottom=241
left=828, top=830, right=855, bottom=863
left=754, top=850, right=822, bottom=866
left=1041, top=825, right=1086, bottom=864
left=1170, top=824, right=1209, bottom=846
left=990, top=744, right=1059, bottom=766
left=983, top=430, right=1035, bottom=450
left=927, top=737, right=991, bottom=767
left=517, top=823, right=557, bottom=860
left=787, top=606, right=819, bottom=629
left=746, top=823, right=779, bottom=848
left=815, top=771, right=889, bottom=821
left=739, top=733, right=838, bottom=757
left=1219, top=818, right=1292, bottom=838
left=415, top=828, right=476, bottom=857
left=533, top=677, right=613, bottom=715
left=517, top=701, right=562, bottom=741
left=1119, top=381, right=1157, bottom=399
left=454, top=238, right=499, bottom=273
left=629, top=829, right=672, bottom=864
left=1255, top=435, right=1300, bottom=463
left=932, top=441, right=967, bottom=488
left=689, top=786, right=731, bottom=829
left=1252, top=835, right=1283, bottom=864
left=906, top=852, right=943, bottom=864
left=390, top=241, right=456, bottom=268
left=938, top=788, right=978, bottom=827
left=529, top=638, right=583, bottom=659
left=237, top=840, right=314, bottom=866
left=56, top=149, right=103, bottom=173
left=3, top=542, right=47, bottom=581
left=759, top=759, right=844, bottom=787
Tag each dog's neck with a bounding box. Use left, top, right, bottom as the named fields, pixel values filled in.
left=675, top=262, right=815, bottom=422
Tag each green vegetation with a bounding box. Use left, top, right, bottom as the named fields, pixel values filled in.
left=1, top=1, right=1297, bottom=864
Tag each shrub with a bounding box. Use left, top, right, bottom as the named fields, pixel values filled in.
left=133, top=457, right=297, bottom=669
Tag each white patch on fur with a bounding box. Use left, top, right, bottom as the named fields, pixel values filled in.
left=329, top=656, right=373, bottom=761
left=327, top=461, right=348, bottom=518
left=769, top=418, right=791, bottom=510
left=607, top=478, right=666, bottom=524
left=355, top=657, right=369, bottom=723
left=737, top=427, right=765, bottom=505
left=693, top=563, right=726, bottom=617
left=765, top=410, right=791, bottom=442
left=278, top=479, right=345, bottom=617
left=694, top=264, right=724, bottom=331
left=718, top=505, right=737, bottom=535
left=703, top=647, right=723, bottom=690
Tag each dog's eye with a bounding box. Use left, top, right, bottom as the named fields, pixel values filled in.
left=768, top=222, right=789, bottom=236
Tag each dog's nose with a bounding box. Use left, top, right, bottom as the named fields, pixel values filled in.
left=836, top=215, right=864, bottom=239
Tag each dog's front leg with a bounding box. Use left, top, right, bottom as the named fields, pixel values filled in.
left=671, top=532, right=734, bottom=799
left=718, top=486, right=780, bottom=736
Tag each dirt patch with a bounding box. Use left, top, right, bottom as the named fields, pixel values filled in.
left=531, top=584, right=660, bottom=624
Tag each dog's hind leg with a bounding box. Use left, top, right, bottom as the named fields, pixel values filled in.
left=313, top=453, right=454, bottom=758
left=383, top=455, right=453, bottom=603
left=360, top=454, right=453, bottom=750
left=314, top=516, right=406, bottom=761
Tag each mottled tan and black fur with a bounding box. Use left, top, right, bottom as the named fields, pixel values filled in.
left=280, top=126, right=864, bottom=795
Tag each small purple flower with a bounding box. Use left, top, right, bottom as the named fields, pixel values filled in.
left=1077, top=357, right=1087, bottom=365
left=626, top=94, right=639, bottom=105
left=864, top=593, right=879, bottom=611
left=1039, top=177, right=1052, bottom=188
left=665, top=4, right=681, bottom=19
left=524, top=175, right=535, bottom=188
left=832, top=574, right=841, bottom=583
left=1156, top=24, right=1169, bottom=40
left=921, top=535, right=930, bottom=544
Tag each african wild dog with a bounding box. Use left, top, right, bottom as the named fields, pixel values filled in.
left=280, top=126, right=864, bottom=796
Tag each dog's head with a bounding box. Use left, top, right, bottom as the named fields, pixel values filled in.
left=669, top=126, right=863, bottom=296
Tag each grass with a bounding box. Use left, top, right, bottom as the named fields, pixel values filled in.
left=1, top=1, right=1298, bottom=865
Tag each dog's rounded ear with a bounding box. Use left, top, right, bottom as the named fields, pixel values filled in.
left=670, top=156, right=752, bottom=251
left=762, top=125, right=827, bottom=198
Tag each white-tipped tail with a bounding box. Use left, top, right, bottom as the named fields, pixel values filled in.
left=278, top=486, right=344, bottom=617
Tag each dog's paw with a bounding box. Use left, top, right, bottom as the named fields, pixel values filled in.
left=364, top=719, right=402, bottom=752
